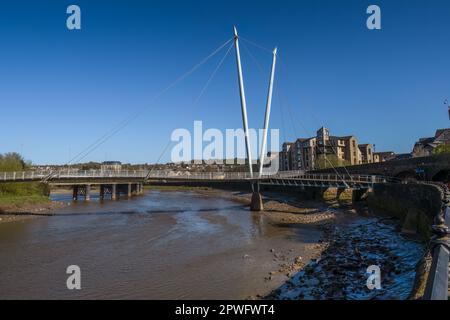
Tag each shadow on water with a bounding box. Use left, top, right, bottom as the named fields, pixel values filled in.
left=0, top=205, right=245, bottom=217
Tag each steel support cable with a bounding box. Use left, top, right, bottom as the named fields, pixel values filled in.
left=193, top=41, right=234, bottom=106
left=276, top=85, right=287, bottom=144
left=60, top=37, right=234, bottom=170
left=276, top=55, right=351, bottom=185
left=240, top=36, right=349, bottom=185
left=241, top=41, right=285, bottom=174
left=144, top=139, right=173, bottom=180
left=146, top=41, right=235, bottom=180
left=277, top=56, right=354, bottom=180
left=240, top=37, right=273, bottom=55
left=69, top=37, right=233, bottom=166
left=276, top=88, right=349, bottom=182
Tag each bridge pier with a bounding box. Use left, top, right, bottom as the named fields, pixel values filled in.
left=100, top=185, right=105, bottom=200
left=250, top=182, right=263, bottom=211
left=250, top=192, right=263, bottom=211
left=85, top=184, right=91, bottom=201
left=112, top=184, right=117, bottom=200
left=72, top=186, right=79, bottom=201
left=72, top=185, right=91, bottom=201
left=352, top=188, right=370, bottom=202
left=127, top=183, right=132, bottom=197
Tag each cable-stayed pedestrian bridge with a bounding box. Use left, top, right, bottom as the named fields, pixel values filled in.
left=0, top=169, right=397, bottom=189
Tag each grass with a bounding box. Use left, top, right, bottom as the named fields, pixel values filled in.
left=0, top=194, right=50, bottom=206
left=0, top=182, right=50, bottom=210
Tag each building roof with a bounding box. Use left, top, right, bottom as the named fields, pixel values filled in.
left=337, top=135, right=356, bottom=140
left=102, top=161, right=122, bottom=165
left=435, top=128, right=450, bottom=137
left=374, top=151, right=395, bottom=156
left=418, top=137, right=434, bottom=144
left=393, top=153, right=412, bottom=160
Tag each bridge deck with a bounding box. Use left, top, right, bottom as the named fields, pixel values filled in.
left=0, top=169, right=397, bottom=189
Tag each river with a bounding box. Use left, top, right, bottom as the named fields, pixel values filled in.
left=0, top=189, right=424, bottom=300
left=0, top=190, right=324, bottom=299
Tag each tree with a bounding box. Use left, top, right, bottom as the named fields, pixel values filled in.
left=315, top=154, right=350, bottom=170
left=0, top=152, right=28, bottom=171
left=432, top=143, right=450, bottom=155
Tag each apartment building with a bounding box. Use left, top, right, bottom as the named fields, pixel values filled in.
left=279, top=127, right=382, bottom=171
left=358, top=144, right=374, bottom=164
left=280, top=142, right=294, bottom=171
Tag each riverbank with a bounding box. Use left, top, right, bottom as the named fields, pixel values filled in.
left=0, top=182, right=66, bottom=224
left=0, top=197, right=66, bottom=224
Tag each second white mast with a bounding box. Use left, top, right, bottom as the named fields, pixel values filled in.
left=259, top=47, right=277, bottom=177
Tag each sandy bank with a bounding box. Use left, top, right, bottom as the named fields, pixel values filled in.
left=0, top=201, right=67, bottom=224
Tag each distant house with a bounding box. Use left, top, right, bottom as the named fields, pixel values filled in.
left=373, top=151, right=396, bottom=162
left=392, top=153, right=412, bottom=161
left=412, top=128, right=450, bottom=157
left=101, top=161, right=122, bottom=171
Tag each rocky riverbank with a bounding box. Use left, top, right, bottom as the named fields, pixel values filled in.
left=264, top=215, right=425, bottom=300
left=191, top=188, right=425, bottom=300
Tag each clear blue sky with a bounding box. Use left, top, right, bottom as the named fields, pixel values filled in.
left=0, top=0, right=449, bottom=165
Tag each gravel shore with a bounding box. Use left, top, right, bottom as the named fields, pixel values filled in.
left=0, top=201, right=67, bottom=224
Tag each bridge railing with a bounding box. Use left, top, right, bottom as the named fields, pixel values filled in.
left=423, top=183, right=450, bottom=300
left=0, top=169, right=304, bottom=182
left=0, top=169, right=149, bottom=182
left=0, top=169, right=400, bottom=184
left=144, top=170, right=307, bottom=180
left=0, top=170, right=48, bottom=181
left=267, top=173, right=400, bottom=184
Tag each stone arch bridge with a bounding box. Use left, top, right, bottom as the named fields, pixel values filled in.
left=311, top=154, right=450, bottom=182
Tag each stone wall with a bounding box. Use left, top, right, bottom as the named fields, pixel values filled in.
left=367, top=183, right=442, bottom=239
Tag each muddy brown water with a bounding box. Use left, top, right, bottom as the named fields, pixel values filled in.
left=0, top=190, right=322, bottom=299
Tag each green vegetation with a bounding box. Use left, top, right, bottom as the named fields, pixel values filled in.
left=0, top=152, right=50, bottom=211
left=315, top=154, right=351, bottom=170
left=0, top=182, right=50, bottom=211
left=0, top=152, right=31, bottom=171
left=432, top=143, right=450, bottom=155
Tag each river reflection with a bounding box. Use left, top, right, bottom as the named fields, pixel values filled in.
left=0, top=190, right=321, bottom=299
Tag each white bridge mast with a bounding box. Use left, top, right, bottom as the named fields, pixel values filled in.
left=233, top=26, right=254, bottom=178
left=259, top=47, right=277, bottom=177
